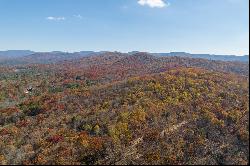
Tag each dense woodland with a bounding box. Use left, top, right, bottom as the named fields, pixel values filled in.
left=0, top=52, right=249, bottom=165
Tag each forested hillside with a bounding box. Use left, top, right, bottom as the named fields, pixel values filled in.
left=0, top=52, right=249, bottom=165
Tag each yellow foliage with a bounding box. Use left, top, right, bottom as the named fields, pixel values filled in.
left=93, top=125, right=100, bottom=135
left=109, top=122, right=131, bottom=143
left=0, top=155, right=6, bottom=165
left=148, top=82, right=164, bottom=93
left=130, top=106, right=147, bottom=124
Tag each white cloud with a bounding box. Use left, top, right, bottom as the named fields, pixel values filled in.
left=46, top=16, right=65, bottom=21
left=73, top=14, right=83, bottom=19
left=138, top=0, right=170, bottom=8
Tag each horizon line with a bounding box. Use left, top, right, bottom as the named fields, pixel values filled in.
left=0, top=49, right=249, bottom=57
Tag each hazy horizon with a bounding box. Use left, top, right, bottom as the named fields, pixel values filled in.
left=0, top=49, right=248, bottom=56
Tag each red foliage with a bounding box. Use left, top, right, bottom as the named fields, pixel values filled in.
left=1, top=107, right=20, bottom=115
left=47, top=135, right=64, bottom=144
left=16, top=120, right=30, bottom=128
left=0, top=128, right=10, bottom=136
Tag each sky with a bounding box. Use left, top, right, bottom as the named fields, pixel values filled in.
left=0, top=0, right=249, bottom=55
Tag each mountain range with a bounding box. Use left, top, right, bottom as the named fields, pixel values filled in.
left=0, top=50, right=248, bottom=66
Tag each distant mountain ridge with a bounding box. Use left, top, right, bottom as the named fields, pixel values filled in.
left=153, top=52, right=249, bottom=62
left=0, top=50, right=248, bottom=66
left=0, top=50, right=35, bottom=58
left=61, top=52, right=249, bottom=78
left=0, top=51, right=98, bottom=65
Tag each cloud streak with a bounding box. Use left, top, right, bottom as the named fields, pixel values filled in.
left=46, top=16, right=66, bottom=21
left=73, top=14, right=83, bottom=19
left=138, top=0, right=170, bottom=8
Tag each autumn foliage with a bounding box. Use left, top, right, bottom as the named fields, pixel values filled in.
left=0, top=52, right=249, bottom=165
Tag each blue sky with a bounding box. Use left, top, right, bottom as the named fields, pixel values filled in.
left=0, top=0, right=249, bottom=55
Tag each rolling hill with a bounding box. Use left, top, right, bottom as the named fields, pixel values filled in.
left=0, top=52, right=249, bottom=165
